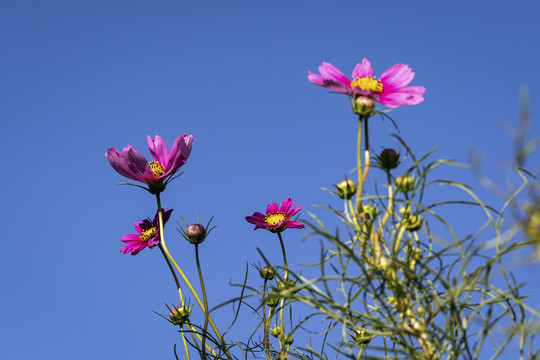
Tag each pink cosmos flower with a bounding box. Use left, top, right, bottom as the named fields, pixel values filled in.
left=308, top=59, right=425, bottom=108
left=120, top=209, right=173, bottom=255
left=105, top=134, right=193, bottom=192
left=245, top=198, right=305, bottom=233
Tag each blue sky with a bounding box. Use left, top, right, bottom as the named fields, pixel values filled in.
left=1, top=0, right=539, bottom=359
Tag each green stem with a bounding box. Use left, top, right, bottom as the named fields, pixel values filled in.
left=277, top=232, right=288, bottom=281
left=155, top=193, right=232, bottom=360
left=356, top=116, right=364, bottom=214
left=277, top=232, right=288, bottom=360
left=262, top=280, right=273, bottom=360
left=158, top=244, right=184, bottom=303
left=195, top=244, right=210, bottom=359
left=362, top=117, right=371, bottom=184
left=266, top=306, right=275, bottom=360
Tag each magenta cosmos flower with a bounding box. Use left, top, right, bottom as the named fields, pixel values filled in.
left=105, top=134, right=193, bottom=192
left=308, top=59, right=425, bottom=108
left=120, top=209, right=173, bottom=255
left=245, top=198, right=305, bottom=233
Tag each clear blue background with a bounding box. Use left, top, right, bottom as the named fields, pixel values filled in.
left=1, top=0, right=539, bottom=359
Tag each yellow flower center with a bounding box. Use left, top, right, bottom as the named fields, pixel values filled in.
left=350, top=76, right=383, bottom=93
left=149, top=161, right=165, bottom=179
left=265, top=213, right=287, bottom=226
left=140, top=226, right=157, bottom=242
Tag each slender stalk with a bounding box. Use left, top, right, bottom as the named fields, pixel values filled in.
left=159, top=243, right=213, bottom=357
left=159, top=244, right=184, bottom=303
left=195, top=244, right=210, bottom=359
left=378, top=170, right=394, bottom=241
left=362, top=117, right=370, bottom=183
left=265, top=306, right=275, bottom=360
left=155, top=193, right=232, bottom=360
left=155, top=199, right=191, bottom=360
left=262, top=279, right=271, bottom=359
left=277, top=232, right=288, bottom=281
left=355, top=116, right=364, bottom=214
left=180, top=325, right=191, bottom=360
left=276, top=232, right=290, bottom=360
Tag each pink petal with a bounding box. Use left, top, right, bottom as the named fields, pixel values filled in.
left=246, top=212, right=266, bottom=225
left=165, top=134, right=193, bottom=177
left=135, top=219, right=153, bottom=234
left=319, top=62, right=350, bottom=84
left=308, top=62, right=351, bottom=94
left=147, top=135, right=170, bottom=167
left=120, top=233, right=142, bottom=242
left=285, top=221, right=305, bottom=229
left=266, top=202, right=279, bottom=215
left=379, top=87, right=425, bottom=108
left=352, top=58, right=374, bottom=79
left=105, top=146, right=152, bottom=182
left=280, top=198, right=293, bottom=214
left=380, top=64, right=415, bottom=89
left=120, top=239, right=148, bottom=255
left=286, top=205, right=302, bottom=218
left=152, top=209, right=174, bottom=225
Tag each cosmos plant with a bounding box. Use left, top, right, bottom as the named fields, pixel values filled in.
left=105, top=61, right=540, bottom=360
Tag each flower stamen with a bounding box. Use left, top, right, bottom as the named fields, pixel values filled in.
left=140, top=226, right=157, bottom=242
left=350, top=76, right=383, bottom=93
left=265, top=213, right=287, bottom=226
left=149, top=161, right=165, bottom=179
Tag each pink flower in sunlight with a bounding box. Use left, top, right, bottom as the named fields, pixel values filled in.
left=245, top=198, right=305, bottom=233
left=105, top=134, right=193, bottom=192
left=120, top=209, right=173, bottom=255
left=308, top=59, right=425, bottom=108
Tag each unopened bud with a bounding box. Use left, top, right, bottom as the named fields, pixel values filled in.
left=405, top=213, right=423, bottom=231
left=260, top=266, right=276, bottom=280
left=170, top=306, right=191, bottom=326
left=336, top=179, right=356, bottom=199
left=353, top=95, right=375, bottom=116
left=352, top=329, right=374, bottom=345
left=270, top=326, right=282, bottom=338
left=377, top=149, right=400, bottom=170
left=396, top=175, right=414, bottom=193
left=362, top=205, right=377, bottom=220
left=284, top=335, right=294, bottom=345
left=265, top=292, right=280, bottom=307
left=277, top=279, right=300, bottom=296
left=186, top=224, right=206, bottom=244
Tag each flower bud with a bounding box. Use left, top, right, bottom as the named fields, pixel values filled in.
left=170, top=306, right=191, bottom=326
left=260, top=266, right=277, bottom=280
left=352, top=329, right=374, bottom=345
left=186, top=224, right=206, bottom=244
left=277, top=279, right=300, bottom=296
left=270, top=326, right=282, bottom=338
left=284, top=335, right=294, bottom=345
left=362, top=205, right=377, bottom=220
left=377, top=149, right=400, bottom=170
left=353, top=95, right=375, bottom=116
left=405, top=213, right=423, bottom=231
left=395, top=175, right=414, bottom=193
left=265, top=292, right=280, bottom=307
left=336, top=179, right=356, bottom=199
